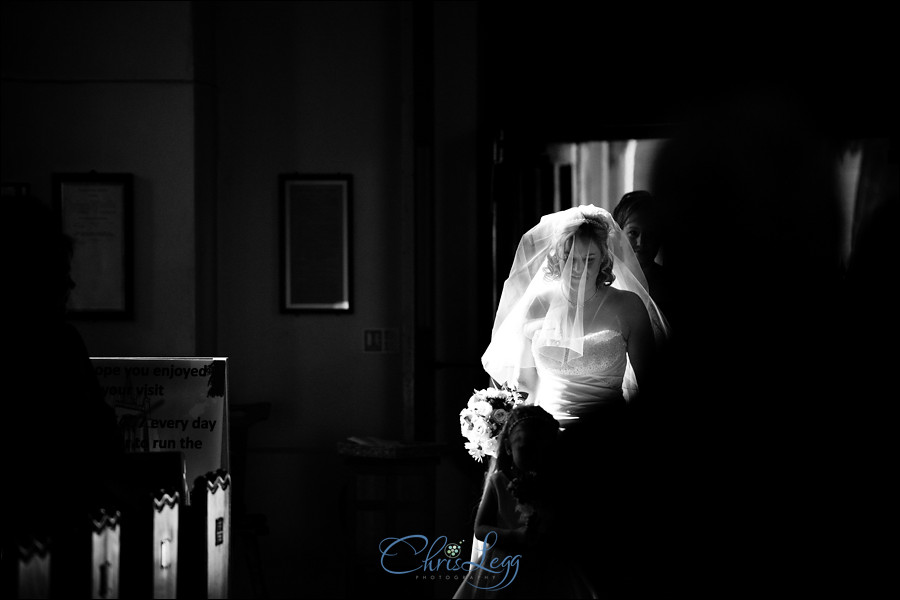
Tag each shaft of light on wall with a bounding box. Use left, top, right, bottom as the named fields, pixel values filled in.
left=623, top=139, right=637, bottom=196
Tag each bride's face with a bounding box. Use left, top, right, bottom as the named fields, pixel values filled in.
left=562, top=233, right=603, bottom=291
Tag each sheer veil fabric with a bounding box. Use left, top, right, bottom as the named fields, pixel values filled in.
left=481, top=204, right=670, bottom=401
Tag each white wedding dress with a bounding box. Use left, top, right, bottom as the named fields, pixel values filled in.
left=531, top=303, right=629, bottom=428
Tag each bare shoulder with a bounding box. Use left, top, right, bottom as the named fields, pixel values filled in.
left=606, top=287, right=647, bottom=315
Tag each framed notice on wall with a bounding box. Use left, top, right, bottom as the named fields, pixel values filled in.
left=53, top=172, right=133, bottom=319
left=280, top=173, right=352, bottom=312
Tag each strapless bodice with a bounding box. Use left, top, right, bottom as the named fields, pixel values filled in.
left=533, top=329, right=627, bottom=378
left=533, top=330, right=627, bottom=427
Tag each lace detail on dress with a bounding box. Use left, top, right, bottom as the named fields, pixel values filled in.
left=534, top=330, right=627, bottom=378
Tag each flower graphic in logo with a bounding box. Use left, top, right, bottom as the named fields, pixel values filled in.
left=444, top=541, right=463, bottom=558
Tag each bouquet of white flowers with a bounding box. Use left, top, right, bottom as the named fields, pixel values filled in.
left=459, top=383, right=528, bottom=462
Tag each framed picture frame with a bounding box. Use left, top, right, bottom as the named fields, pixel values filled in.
left=53, top=172, right=134, bottom=319
left=279, top=173, right=352, bottom=312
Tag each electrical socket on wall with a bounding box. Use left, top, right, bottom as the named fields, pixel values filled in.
left=363, top=328, right=399, bottom=353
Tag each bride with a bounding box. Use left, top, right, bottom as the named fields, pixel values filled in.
left=466, top=204, right=670, bottom=597
left=483, top=203, right=668, bottom=415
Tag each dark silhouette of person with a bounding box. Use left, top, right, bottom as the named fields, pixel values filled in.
left=613, top=190, right=673, bottom=321
left=627, top=85, right=871, bottom=597
left=839, top=150, right=897, bottom=594
left=3, top=196, right=123, bottom=578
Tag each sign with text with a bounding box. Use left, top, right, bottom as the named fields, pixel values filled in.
left=92, top=357, right=228, bottom=488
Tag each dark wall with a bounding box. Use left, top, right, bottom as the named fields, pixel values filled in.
left=3, top=1, right=485, bottom=598
left=479, top=7, right=896, bottom=143
left=2, top=0, right=201, bottom=355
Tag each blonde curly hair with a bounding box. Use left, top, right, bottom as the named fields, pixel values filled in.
left=544, top=218, right=615, bottom=288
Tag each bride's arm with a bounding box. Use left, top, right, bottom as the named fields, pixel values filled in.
left=516, top=367, right=539, bottom=404
left=516, top=299, right=546, bottom=404
left=623, top=292, right=656, bottom=393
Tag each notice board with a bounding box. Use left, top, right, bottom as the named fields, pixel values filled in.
left=92, top=357, right=228, bottom=488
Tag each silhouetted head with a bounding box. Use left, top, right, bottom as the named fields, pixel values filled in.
left=613, top=191, right=664, bottom=269
left=497, top=405, right=559, bottom=473
left=12, top=196, right=74, bottom=321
